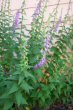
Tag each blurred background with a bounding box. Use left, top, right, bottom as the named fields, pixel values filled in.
left=0, top=0, right=73, bottom=26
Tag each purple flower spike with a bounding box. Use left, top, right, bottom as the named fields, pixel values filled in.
left=55, top=15, right=62, bottom=33
left=33, top=0, right=43, bottom=20
left=33, top=64, right=39, bottom=70
left=14, top=10, right=20, bottom=28
left=44, top=36, right=51, bottom=52
left=33, top=57, right=47, bottom=70
left=38, top=57, right=47, bottom=67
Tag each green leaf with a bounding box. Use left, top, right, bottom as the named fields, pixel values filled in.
left=25, top=72, right=36, bottom=83
left=15, top=91, right=27, bottom=106
left=18, top=75, right=24, bottom=85
left=3, top=100, right=13, bottom=110
left=20, top=81, right=33, bottom=93
left=8, top=83, right=18, bottom=94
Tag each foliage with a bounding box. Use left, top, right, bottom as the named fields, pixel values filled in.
left=0, top=1, right=36, bottom=110
left=0, top=0, right=73, bottom=110
left=28, top=24, right=73, bottom=109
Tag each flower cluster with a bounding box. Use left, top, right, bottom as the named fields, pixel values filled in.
left=13, top=10, right=20, bottom=33
left=55, top=15, right=62, bottom=33
left=33, top=33, right=51, bottom=69
left=44, top=36, right=51, bottom=52
left=13, top=10, right=20, bottom=31
left=14, top=10, right=20, bottom=27
left=33, top=57, right=47, bottom=70
left=33, top=12, right=62, bottom=70
left=33, top=0, right=43, bottom=20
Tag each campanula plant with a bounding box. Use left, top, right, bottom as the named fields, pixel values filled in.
left=0, top=0, right=73, bottom=110
left=0, top=1, right=36, bottom=110
left=27, top=6, right=73, bottom=109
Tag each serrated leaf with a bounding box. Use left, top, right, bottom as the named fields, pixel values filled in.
left=15, top=91, right=27, bottom=106
left=18, top=75, right=24, bottom=85
left=25, top=72, right=36, bottom=83
left=0, top=93, right=9, bottom=99
left=3, top=100, right=13, bottom=110
left=20, top=81, right=33, bottom=93
left=8, top=83, right=18, bottom=94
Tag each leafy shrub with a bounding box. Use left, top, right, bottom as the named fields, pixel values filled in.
left=0, top=0, right=73, bottom=110
left=0, top=1, right=36, bottom=110
left=28, top=25, right=73, bottom=108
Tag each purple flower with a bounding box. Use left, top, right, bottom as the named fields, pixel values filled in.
left=44, top=36, right=51, bottom=52
left=55, top=15, right=62, bottom=33
left=13, top=10, right=20, bottom=28
left=33, top=35, right=50, bottom=70
left=33, top=57, right=47, bottom=70
left=33, top=0, right=43, bottom=20
left=33, top=64, right=39, bottom=70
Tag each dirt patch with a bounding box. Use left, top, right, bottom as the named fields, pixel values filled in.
left=47, top=104, right=73, bottom=110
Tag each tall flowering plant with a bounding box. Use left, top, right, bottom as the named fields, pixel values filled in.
left=33, top=12, right=62, bottom=70
left=0, top=0, right=73, bottom=110
left=32, top=0, right=44, bottom=21
left=0, top=1, right=36, bottom=110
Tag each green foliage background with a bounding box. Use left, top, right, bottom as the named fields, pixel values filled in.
left=0, top=0, right=73, bottom=110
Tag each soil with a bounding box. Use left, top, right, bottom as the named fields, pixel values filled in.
left=47, top=104, right=73, bottom=110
